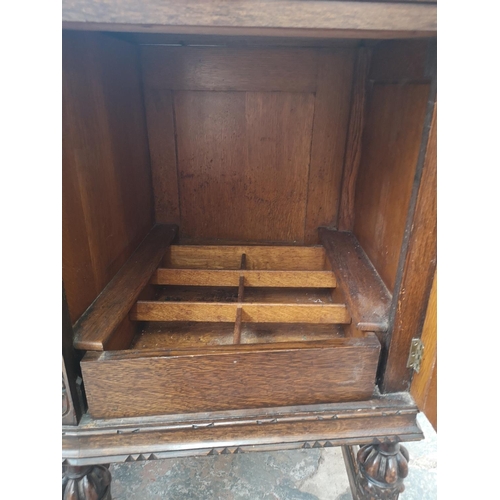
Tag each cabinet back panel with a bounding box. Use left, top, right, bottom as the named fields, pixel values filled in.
left=62, top=31, right=154, bottom=322
left=142, top=46, right=355, bottom=244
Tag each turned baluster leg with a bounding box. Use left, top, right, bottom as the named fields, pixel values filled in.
left=62, top=464, right=112, bottom=500
left=343, top=439, right=410, bottom=500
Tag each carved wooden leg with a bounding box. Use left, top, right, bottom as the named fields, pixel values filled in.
left=342, top=440, right=409, bottom=500
left=62, top=464, right=112, bottom=500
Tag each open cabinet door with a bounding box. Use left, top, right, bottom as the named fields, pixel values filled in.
left=411, top=271, right=437, bottom=430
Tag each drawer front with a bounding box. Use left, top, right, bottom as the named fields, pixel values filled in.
left=81, top=337, right=380, bottom=419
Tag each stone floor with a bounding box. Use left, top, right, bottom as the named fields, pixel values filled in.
left=110, top=413, right=437, bottom=499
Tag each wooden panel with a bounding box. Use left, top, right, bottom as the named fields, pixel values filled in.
left=62, top=31, right=154, bottom=323
left=353, top=83, right=430, bottom=291
left=62, top=1, right=437, bottom=38
left=319, top=229, right=391, bottom=332
left=338, top=47, right=372, bottom=231
left=166, top=245, right=326, bottom=270
left=141, top=46, right=319, bottom=92
left=144, top=89, right=180, bottom=224
left=81, top=336, right=380, bottom=418
left=131, top=301, right=350, bottom=324
left=152, top=269, right=336, bottom=288
left=382, top=105, right=437, bottom=392
left=411, top=271, right=437, bottom=431
left=304, top=49, right=356, bottom=243
left=73, top=225, right=178, bottom=351
left=174, top=91, right=314, bottom=242
left=143, top=46, right=355, bottom=244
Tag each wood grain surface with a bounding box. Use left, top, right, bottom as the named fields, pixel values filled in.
left=319, top=229, right=391, bottom=332
left=143, top=89, right=180, bottom=225
left=304, top=49, right=356, bottom=243
left=73, top=225, right=178, bottom=351
left=337, top=47, right=371, bottom=231
left=174, top=91, right=314, bottom=242
left=131, top=301, right=350, bottom=324
left=141, top=46, right=319, bottom=92
left=151, top=269, right=336, bottom=288
left=81, top=336, right=380, bottom=418
left=353, top=83, right=430, bottom=291
left=62, top=0, right=437, bottom=38
left=164, top=245, right=327, bottom=270
left=62, top=31, right=155, bottom=323
left=142, top=46, right=355, bottom=243
left=382, top=105, right=436, bottom=392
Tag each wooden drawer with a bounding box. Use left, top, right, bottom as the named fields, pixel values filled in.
left=74, top=225, right=386, bottom=419
left=82, top=337, right=380, bottom=419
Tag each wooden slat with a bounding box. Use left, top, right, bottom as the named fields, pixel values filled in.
left=142, top=46, right=319, bottom=92
left=131, top=302, right=237, bottom=322
left=233, top=308, right=243, bottom=345
left=233, top=253, right=247, bottom=343
left=62, top=0, right=437, bottom=38
left=73, top=225, right=178, bottom=351
left=319, top=229, right=391, bottom=332
left=151, top=269, right=336, bottom=288
left=166, top=245, right=326, bottom=270
left=131, top=301, right=350, bottom=324
left=81, top=336, right=380, bottom=418
left=241, top=304, right=350, bottom=324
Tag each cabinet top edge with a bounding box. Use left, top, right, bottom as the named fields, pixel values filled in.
left=62, top=1, right=436, bottom=39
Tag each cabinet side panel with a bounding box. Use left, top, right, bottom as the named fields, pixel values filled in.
left=353, top=83, right=429, bottom=292
left=62, top=31, right=155, bottom=323
left=351, top=40, right=432, bottom=294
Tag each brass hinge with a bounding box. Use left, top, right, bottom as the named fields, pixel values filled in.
left=406, top=338, right=424, bottom=373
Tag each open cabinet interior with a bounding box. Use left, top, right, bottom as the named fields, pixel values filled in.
left=63, top=30, right=435, bottom=420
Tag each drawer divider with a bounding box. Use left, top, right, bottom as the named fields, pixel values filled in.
left=233, top=253, right=246, bottom=344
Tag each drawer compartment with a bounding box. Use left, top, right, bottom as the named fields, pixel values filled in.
left=75, top=225, right=386, bottom=419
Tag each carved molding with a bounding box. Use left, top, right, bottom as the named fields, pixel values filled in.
left=62, top=465, right=111, bottom=500
left=355, top=439, right=410, bottom=500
